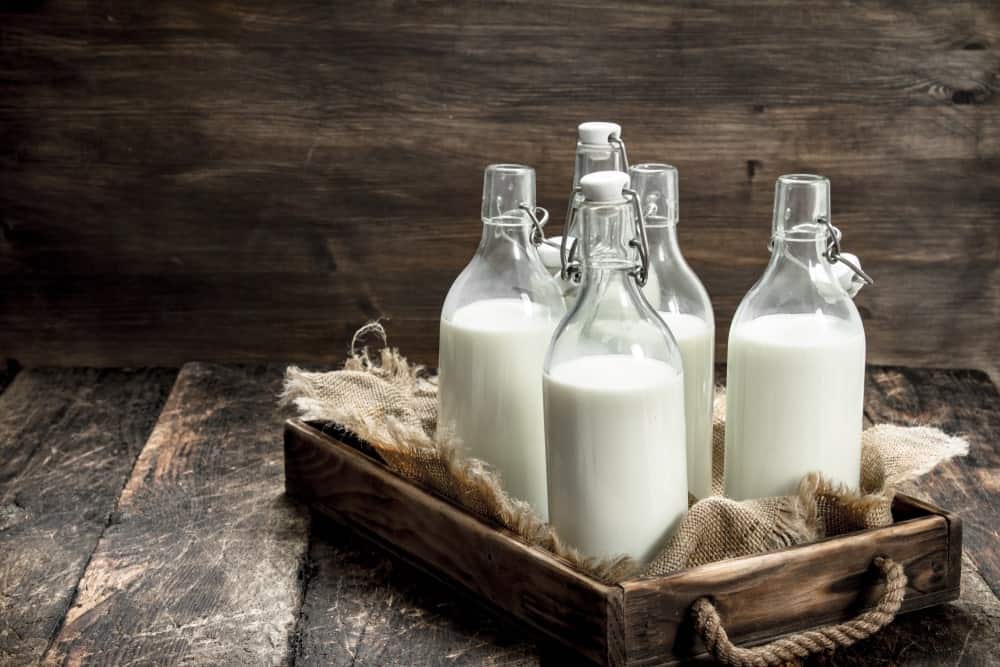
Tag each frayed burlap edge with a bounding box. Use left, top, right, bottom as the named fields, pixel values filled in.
left=283, top=324, right=969, bottom=585
left=281, top=327, right=638, bottom=584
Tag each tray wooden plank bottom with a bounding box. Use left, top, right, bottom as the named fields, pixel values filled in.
left=284, top=419, right=962, bottom=666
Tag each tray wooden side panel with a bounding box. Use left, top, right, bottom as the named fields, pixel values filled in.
left=284, top=420, right=623, bottom=666
left=285, top=420, right=962, bottom=667
left=620, top=500, right=962, bottom=665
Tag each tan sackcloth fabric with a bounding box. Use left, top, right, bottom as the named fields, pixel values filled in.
left=283, top=323, right=636, bottom=583
left=642, top=395, right=968, bottom=576
left=282, top=325, right=969, bottom=583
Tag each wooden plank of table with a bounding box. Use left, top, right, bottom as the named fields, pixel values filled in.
left=294, top=515, right=539, bottom=667
left=285, top=420, right=615, bottom=665
left=863, top=367, right=1000, bottom=599
left=12, top=363, right=995, bottom=665
left=828, top=555, right=1000, bottom=666
left=0, top=368, right=176, bottom=665
left=41, top=363, right=310, bottom=665
left=844, top=366, right=1000, bottom=665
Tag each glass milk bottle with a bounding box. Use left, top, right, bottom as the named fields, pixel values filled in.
left=439, top=164, right=566, bottom=519
left=544, top=170, right=688, bottom=563
left=724, top=174, right=867, bottom=500
left=630, top=164, right=716, bottom=500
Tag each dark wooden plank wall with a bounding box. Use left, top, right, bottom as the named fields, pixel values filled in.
left=1, top=1, right=998, bottom=373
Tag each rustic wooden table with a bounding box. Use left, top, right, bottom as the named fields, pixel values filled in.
left=1, top=363, right=997, bottom=666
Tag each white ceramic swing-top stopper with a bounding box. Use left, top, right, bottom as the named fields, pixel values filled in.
left=580, top=171, right=630, bottom=203
left=577, top=121, right=622, bottom=145
left=538, top=236, right=566, bottom=272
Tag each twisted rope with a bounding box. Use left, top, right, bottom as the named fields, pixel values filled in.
left=692, top=556, right=907, bottom=667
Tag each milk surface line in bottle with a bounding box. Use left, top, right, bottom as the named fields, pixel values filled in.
left=438, top=164, right=566, bottom=519
left=630, top=164, right=716, bottom=500
left=544, top=170, right=688, bottom=563
left=724, top=174, right=872, bottom=501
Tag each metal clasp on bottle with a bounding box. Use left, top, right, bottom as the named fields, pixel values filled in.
left=625, top=187, right=650, bottom=287
left=559, top=199, right=583, bottom=282
left=517, top=203, right=550, bottom=246
left=559, top=131, right=632, bottom=281
left=609, top=134, right=630, bottom=172
left=557, top=187, right=650, bottom=287
left=819, top=216, right=874, bottom=286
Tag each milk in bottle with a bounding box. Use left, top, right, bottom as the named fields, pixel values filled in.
left=544, top=171, right=688, bottom=563
left=438, top=164, right=566, bottom=519
left=630, top=164, right=716, bottom=500
left=724, top=174, right=867, bottom=500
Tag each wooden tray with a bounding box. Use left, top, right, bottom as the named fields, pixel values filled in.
left=283, top=419, right=962, bottom=666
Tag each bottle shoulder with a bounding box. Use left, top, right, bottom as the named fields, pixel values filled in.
left=441, top=254, right=566, bottom=321
left=545, top=271, right=683, bottom=374
left=729, top=263, right=864, bottom=334
left=642, top=259, right=714, bottom=323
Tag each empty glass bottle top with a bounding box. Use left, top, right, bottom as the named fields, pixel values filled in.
left=630, top=163, right=678, bottom=226
left=481, top=163, right=536, bottom=224
left=772, top=174, right=830, bottom=238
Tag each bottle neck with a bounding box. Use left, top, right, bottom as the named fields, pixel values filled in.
left=575, top=201, right=637, bottom=272
left=646, top=223, right=682, bottom=262
left=763, top=228, right=841, bottom=292
left=769, top=225, right=828, bottom=267
left=573, top=143, right=625, bottom=185
left=575, top=266, right=644, bottom=313
left=566, top=145, right=627, bottom=236
left=477, top=218, right=538, bottom=258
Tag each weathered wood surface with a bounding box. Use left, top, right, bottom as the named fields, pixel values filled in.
left=1, top=2, right=999, bottom=376
left=0, top=364, right=997, bottom=665
left=287, top=419, right=962, bottom=666
left=40, top=363, right=310, bottom=665
left=830, top=556, right=1000, bottom=666
left=0, top=368, right=175, bottom=665
left=285, top=420, right=620, bottom=665
left=293, top=515, right=538, bottom=667
left=864, top=368, right=1000, bottom=599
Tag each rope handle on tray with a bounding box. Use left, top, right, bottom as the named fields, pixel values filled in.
left=692, top=556, right=907, bottom=667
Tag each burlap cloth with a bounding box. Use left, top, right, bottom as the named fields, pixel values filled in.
left=281, top=324, right=968, bottom=584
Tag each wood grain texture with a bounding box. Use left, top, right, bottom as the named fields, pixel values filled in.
left=0, top=368, right=176, bottom=665
left=864, top=367, right=1000, bottom=599
left=1, top=364, right=996, bottom=665
left=41, top=363, right=310, bottom=666
left=619, top=497, right=959, bottom=665
left=285, top=421, right=963, bottom=666
left=293, top=515, right=538, bottom=667
left=284, top=420, right=620, bottom=665
left=826, top=562, right=1000, bottom=666
left=1, top=1, right=999, bottom=371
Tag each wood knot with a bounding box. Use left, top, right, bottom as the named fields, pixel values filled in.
left=951, top=90, right=977, bottom=105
